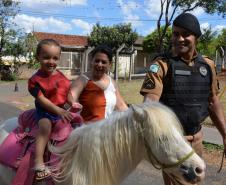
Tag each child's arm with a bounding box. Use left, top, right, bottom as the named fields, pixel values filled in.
left=36, top=95, right=74, bottom=122
left=28, top=78, right=73, bottom=122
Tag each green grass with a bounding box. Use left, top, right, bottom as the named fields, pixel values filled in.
left=0, top=79, right=27, bottom=84
left=117, top=79, right=144, bottom=104
left=203, top=141, right=224, bottom=152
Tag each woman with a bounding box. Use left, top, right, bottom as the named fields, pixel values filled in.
left=68, top=45, right=128, bottom=122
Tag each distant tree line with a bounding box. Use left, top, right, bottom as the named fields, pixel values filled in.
left=143, top=26, right=226, bottom=59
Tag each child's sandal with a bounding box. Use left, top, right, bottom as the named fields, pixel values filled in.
left=34, top=165, right=51, bottom=181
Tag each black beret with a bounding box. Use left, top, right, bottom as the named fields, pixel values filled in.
left=173, top=13, right=202, bottom=38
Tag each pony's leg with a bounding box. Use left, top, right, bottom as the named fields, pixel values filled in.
left=0, top=164, right=15, bottom=185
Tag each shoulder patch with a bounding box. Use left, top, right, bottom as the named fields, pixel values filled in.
left=142, top=75, right=155, bottom=90
left=149, top=64, right=160, bottom=73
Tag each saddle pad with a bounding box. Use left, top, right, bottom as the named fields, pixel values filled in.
left=0, top=130, right=23, bottom=169
left=0, top=109, right=84, bottom=169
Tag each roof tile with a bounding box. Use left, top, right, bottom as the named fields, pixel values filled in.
left=33, top=32, right=88, bottom=47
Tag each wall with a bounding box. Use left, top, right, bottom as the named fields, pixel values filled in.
left=118, top=55, right=131, bottom=78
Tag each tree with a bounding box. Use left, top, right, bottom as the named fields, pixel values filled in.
left=88, top=23, right=138, bottom=49
left=0, top=0, right=22, bottom=80
left=143, top=26, right=172, bottom=53
left=23, top=32, right=38, bottom=68
left=216, top=28, right=226, bottom=50
left=197, top=26, right=217, bottom=58
left=148, top=0, right=226, bottom=53
left=88, top=23, right=138, bottom=80
left=196, top=28, right=226, bottom=59
left=0, top=0, right=20, bottom=63
left=216, top=28, right=226, bottom=66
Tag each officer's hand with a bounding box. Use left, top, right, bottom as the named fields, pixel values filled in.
left=185, top=135, right=194, bottom=142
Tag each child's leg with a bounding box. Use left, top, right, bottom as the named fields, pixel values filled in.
left=35, top=118, right=52, bottom=166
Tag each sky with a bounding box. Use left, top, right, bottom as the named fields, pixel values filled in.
left=13, top=0, right=226, bottom=37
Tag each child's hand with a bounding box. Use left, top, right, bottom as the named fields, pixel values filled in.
left=58, top=108, right=74, bottom=123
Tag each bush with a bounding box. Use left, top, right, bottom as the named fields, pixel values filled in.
left=1, top=71, right=18, bottom=81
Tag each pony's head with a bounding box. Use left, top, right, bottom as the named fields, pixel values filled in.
left=131, top=102, right=206, bottom=184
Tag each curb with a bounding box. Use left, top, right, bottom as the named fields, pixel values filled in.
left=202, top=126, right=223, bottom=145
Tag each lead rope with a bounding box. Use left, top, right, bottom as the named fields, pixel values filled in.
left=217, top=150, right=225, bottom=173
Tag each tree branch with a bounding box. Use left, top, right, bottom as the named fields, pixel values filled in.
left=169, top=4, right=178, bottom=23
left=183, top=2, right=201, bottom=13
left=157, top=0, right=166, bottom=52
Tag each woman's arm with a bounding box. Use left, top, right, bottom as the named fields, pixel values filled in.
left=67, top=76, right=87, bottom=105
left=112, top=79, right=128, bottom=111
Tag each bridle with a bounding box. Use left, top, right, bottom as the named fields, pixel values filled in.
left=143, top=138, right=195, bottom=170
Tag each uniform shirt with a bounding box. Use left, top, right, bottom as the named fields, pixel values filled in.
left=140, top=53, right=219, bottom=97
left=79, top=75, right=116, bottom=122
left=28, top=69, right=71, bottom=111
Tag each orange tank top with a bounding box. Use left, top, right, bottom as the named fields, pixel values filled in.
left=79, top=80, right=106, bottom=122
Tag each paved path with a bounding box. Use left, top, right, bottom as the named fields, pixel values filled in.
left=203, top=127, right=223, bottom=145
left=0, top=102, right=21, bottom=123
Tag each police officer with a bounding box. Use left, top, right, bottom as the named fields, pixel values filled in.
left=140, top=13, right=226, bottom=185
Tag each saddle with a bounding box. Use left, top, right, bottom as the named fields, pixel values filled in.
left=0, top=108, right=83, bottom=185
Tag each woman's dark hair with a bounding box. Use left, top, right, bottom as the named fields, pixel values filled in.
left=36, top=39, right=61, bottom=58
left=91, top=44, right=113, bottom=62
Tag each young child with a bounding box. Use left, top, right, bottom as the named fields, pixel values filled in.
left=28, top=39, right=73, bottom=181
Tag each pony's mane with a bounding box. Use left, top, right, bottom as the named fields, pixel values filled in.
left=50, top=108, right=141, bottom=185
left=140, top=102, right=183, bottom=151
left=50, top=101, right=183, bottom=185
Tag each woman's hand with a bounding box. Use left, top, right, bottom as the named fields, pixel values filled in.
left=69, top=102, right=83, bottom=113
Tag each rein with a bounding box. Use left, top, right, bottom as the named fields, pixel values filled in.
left=217, top=150, right=225, bottom=173
left=143, top=138, right=195, bottom=170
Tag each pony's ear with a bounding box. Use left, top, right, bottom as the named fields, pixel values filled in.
left=130, top=104, right=144, bottom=121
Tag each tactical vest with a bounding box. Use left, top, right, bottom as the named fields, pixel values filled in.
left=160, top=54, right=212, bottom=135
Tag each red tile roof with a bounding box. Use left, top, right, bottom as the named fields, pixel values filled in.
left=33, top=32, right=88, bottom=47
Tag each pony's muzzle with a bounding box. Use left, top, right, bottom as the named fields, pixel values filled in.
left=180, top=164, right=206, bottom=183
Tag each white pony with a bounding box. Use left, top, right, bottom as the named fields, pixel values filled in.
left=0, top=102, right=206, bottom=185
